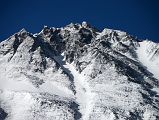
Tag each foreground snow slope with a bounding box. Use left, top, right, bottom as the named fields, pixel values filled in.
left=0, top=22, right=159, bottom=120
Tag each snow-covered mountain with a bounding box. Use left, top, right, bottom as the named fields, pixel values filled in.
left=0, top=22, right=159, bottom=120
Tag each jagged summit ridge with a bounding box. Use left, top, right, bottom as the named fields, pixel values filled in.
left=0, top=22, right=159, bottom=120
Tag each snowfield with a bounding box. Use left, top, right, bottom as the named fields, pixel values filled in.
left=0, top=22, right=159, bottom=120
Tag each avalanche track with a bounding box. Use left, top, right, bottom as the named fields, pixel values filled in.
left=54, top=53, right=95, bottom=120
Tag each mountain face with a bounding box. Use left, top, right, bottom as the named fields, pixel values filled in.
left=0, top=22, right=159, bottom=120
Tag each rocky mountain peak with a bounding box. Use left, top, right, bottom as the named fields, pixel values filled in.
left=0, top=23, right=159, bottom=120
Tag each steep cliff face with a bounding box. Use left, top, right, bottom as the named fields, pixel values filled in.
left=0, top=22, right=159, bottom=120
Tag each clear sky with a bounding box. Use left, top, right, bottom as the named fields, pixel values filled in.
left=0, top=0, right=159, bottom=42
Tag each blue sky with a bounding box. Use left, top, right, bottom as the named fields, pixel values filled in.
left=0, top=0, right=159, bottom=42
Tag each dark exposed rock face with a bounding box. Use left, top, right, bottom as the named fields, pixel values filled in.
left=0, top=108, right=7, bottom=120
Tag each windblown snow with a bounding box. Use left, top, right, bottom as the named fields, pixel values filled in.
left=0, top=22, right=159, bottom=120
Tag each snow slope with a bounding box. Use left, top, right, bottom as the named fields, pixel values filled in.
left=54, top=53, right=95, bottom=120
left=137, top=40, right=159, bottom=79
